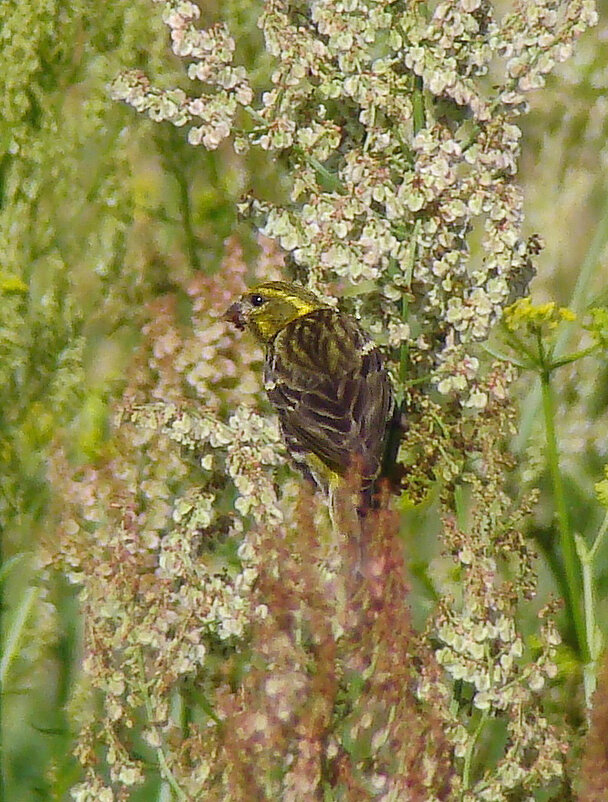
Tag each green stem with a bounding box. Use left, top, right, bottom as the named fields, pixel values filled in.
left=412, top=75, right=425, bottom=135
left=162, top=130, right=202, bottom=275
left=503, top=325, right=543, bottom=366
left=578, top=510, right=608, bottom=709
left=174, top=161, right=202, bottom=275
left=589, top=508, right=608, bottom=562
left=462, top=709, right=488, bottom=792
left=540, top=370, right=587, bottom=659
left=0, top=584, right=39, bottom=686
left=549, top=344, right=599, bottom=370
left=515, top=185, right=608, bottom=454
left=580, top=540, right=596, bottom=708
left=136, top=650, right=189, bottom=801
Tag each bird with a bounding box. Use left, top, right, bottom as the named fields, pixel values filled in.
left=223, top=281, right=394, bottom=512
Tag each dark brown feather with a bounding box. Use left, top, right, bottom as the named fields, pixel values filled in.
left=264, top=308, right=393, bottom=486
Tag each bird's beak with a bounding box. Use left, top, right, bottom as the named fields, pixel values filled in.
left=223, top=301, right=247, bottom=331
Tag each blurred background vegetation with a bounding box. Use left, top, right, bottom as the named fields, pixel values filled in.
left=1, top=0, right=607, bottom=798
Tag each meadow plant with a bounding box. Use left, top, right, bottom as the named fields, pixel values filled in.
left=43, top=0, right=605, bottom=799
left=579, top=653, right=608, bottom=801
left=0, top=1, right=238, bottom=795
left=113, top=0, right=596, bottom=403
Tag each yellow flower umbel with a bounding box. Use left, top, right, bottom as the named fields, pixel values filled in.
left=503, top=297, right=577, bottom=333
left=224, top=281, right=394, bottom=510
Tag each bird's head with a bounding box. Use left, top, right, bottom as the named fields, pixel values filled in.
left=223, top=281, right=329, bottom=344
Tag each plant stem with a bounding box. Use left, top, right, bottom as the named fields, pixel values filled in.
left=412, top=75, right=425, bottom=135
left=462, top=709, right=488, bottom=793
left=515, top=186, right=608, bottom=455
left=137, top=650, right=189, bottom=801
left=540, top=370, right=587, bottom=659
left=0, top=584, right=39, bottom=685
left=577, top=510, right=608, bottom=709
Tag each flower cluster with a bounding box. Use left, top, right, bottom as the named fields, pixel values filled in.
left=45, top=239, right=295, bottom=797
left=49, top=357, right=456, bottom=800
left=49, top=0, right=599, bottom=798
left=415, top=398, right=568, bottom=800
left=503, top=296, right=577, bottom=333
left=111, top=4, right=252, bottom=149
left=112, top=0, right=596, bottom=405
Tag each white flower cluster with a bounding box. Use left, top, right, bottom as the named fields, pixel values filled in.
left=112, top=0, right=596, bottom=403
left=111, top=4, right=252, bottom=150
left=131, top=401, right=285, bottom=525
left=119, top=402, right=285, bottom=645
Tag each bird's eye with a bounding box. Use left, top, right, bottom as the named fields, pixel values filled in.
left=250, top=294, right=266, bottom=307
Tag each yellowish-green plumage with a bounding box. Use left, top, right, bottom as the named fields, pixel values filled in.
left=227, top=282, right=327, bottom=342
left=224, top=281, right=394, bottom=506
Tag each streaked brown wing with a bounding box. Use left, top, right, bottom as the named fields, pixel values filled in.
left=264, top=309, right=393, bottom=480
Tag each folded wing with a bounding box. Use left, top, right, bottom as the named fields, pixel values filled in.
left=264, top=309, right=393, bottom=484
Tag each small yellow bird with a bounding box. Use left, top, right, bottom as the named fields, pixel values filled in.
left=224, top=281, right=394, bottom=509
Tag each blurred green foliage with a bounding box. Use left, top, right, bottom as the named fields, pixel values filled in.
left=0, top=0, right=270, bottom=797
left=1, top=0, right=607, bottom=799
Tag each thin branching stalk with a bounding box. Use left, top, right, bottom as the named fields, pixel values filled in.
left=137, top=649, right=190, bottom=802
left=539, top=361, right=586, bottom=659
left=577, top=510, right=608, bottom=709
